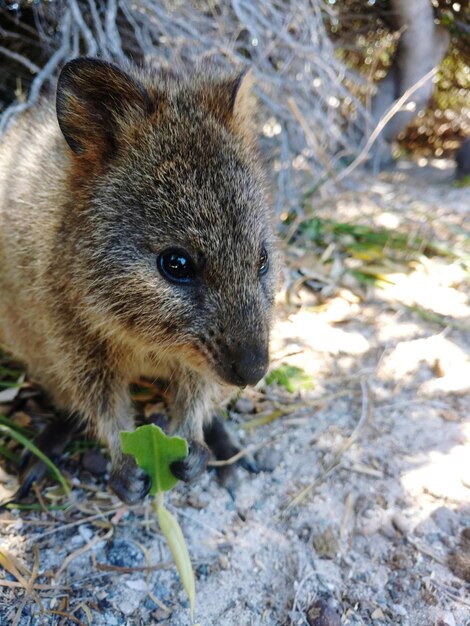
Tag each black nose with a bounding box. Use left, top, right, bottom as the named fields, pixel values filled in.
left=227, top=344, right=269, bottom=387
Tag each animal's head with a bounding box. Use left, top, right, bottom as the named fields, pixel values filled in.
left=56, top=58, right=278, bottom=387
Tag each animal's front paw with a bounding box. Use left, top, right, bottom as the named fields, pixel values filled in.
left=109, top=455, right=151, bottom=504
left=170, top=441, right=209, bottom=483
left=203, top=415, right=260, bottom=487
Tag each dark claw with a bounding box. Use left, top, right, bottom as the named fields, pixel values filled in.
left=15, top=464, right=46, bottom=501
left=108, top=455, right=151, bottom=504
left=239, top=456, right=260, bottom=475
left=170, top=441, right=209, bottom=483
left=204, top=416, right=238, bottom=460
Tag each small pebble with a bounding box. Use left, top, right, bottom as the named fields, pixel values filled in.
left=391, top=512, right=411, bottom=535
left=234, top=397, right=255, bottom=414
left=431, top=506, right=458, bottom=535
left=254, top=447, right=282, bottom=472
left=391, top=604, right=407, bottom=617
left=371, top=608, right=385, bottom=619
left=152, top=608, right=172, bottom=622
left=218, top=555, right=230, bottom=570
left=81, top=448, right=108, bottom=476
left=78, top=524, right=93, bottom=543
left=187, top=493, right=209, bottom=509
left=196, top=563, right=210, bottom=579
left=448, top=550, right=470, bottom=582
left=106, top=539, right=143, bottom=568
left=145, top=582, right=171, bottom=610
left=312, top=527, right=339, bottom=559
left=439, top=409, right=460, bottom=422
left=126, top=579, right=147, bottom=591
left=306, top=599, right=341, bottom=626
left=387, top=550, right=412, bottom=570
left=118, top=599, right=137, bottom=616
left=387, top=584, right=399, bottom=602
left=461, top=527, right=470, bottom=549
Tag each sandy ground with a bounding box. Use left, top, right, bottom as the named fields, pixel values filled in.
left=1, top=161, right=469, bottom=626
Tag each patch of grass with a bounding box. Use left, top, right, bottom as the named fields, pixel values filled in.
left=299, top=218, right=448, bottom=259
left=454, top=174, right=470, bottom=188
left=5, top=503, right=68, bottom=511
left=266, top=364, right=314, bottom=393
left=289, top=217, right=470, bottom=288
left=0, top=350, right=74, bottom=497
left=405, top=304, right=469, bottom=330
left=0, top=423, right=70, bottom=494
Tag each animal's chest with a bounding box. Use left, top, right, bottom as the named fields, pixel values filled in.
left=131, top=351, right=178, bottom=385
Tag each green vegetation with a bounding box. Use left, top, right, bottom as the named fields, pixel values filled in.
left=266, top=365, right=314, bottom=393
left=454, top=174, right=470, bottom=188
left=0, top=423, right=69, bottom=495
left=120, top=425, right=195, bottom=620
left=289, top=216, right=470, bottom=287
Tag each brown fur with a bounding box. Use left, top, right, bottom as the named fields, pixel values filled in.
left=0, top=58, right=278, bottom=503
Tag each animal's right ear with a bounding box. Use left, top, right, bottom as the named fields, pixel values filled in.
left=56, top=58, right=153, bottom=159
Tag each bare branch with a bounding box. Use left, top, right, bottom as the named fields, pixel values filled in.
left=0, top=0, right=378, bottom=209
left=0, top=8, right=72, bottom=136
left=70, top=0, right=98, bottom=56
left=0, top=46, right=41, bottom=74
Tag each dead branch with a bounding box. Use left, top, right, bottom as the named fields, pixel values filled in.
left=0, top=0, right=373, bottom=212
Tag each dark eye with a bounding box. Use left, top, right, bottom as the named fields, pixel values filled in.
left=258, top=247, right=269, bottom=276
left=158, top=249, right=195, bottom=284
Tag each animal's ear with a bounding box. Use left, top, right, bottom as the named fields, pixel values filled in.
left=203, top=69, right=255, bottom=137
left=56, top=58, right=153, bottom=158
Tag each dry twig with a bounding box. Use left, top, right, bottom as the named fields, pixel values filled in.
left=0, top=0, right=375, bottom=212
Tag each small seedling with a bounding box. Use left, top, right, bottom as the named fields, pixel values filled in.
left=120, top=424, right=196, bottom=620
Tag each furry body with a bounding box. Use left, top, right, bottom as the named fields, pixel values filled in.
left=0, top=59, right=277, bottom=502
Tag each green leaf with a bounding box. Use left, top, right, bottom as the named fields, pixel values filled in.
left=266, top=364, right=314, bottom=393
left=120, top=425, right=188, bottom=494
left=120, top=426, right=194, bottom=618
left=5, top=503, right=68, bottom=511
left=156, top=502, right=196, bottom=619
left=0, top=423, right=69, bottom=494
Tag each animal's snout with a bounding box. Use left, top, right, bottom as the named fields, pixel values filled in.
left=226, top=342, right=269, bottom=387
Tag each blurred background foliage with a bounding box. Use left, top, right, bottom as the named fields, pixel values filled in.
left=326, top=0, right=470, bottom=156
left=0, top=0, right=468, bottom=161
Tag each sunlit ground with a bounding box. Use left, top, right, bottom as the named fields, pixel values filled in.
left=271, top=160, right=470, bottom=528
left=0, top=162, right=469, bottom=624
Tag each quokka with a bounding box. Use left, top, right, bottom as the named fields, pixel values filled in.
left=0, top=58, right=278, bottom=503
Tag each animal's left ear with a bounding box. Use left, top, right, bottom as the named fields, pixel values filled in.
left=56, top=58, right=153, bottom=160
left=203, top=69, right=255, bottom=139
